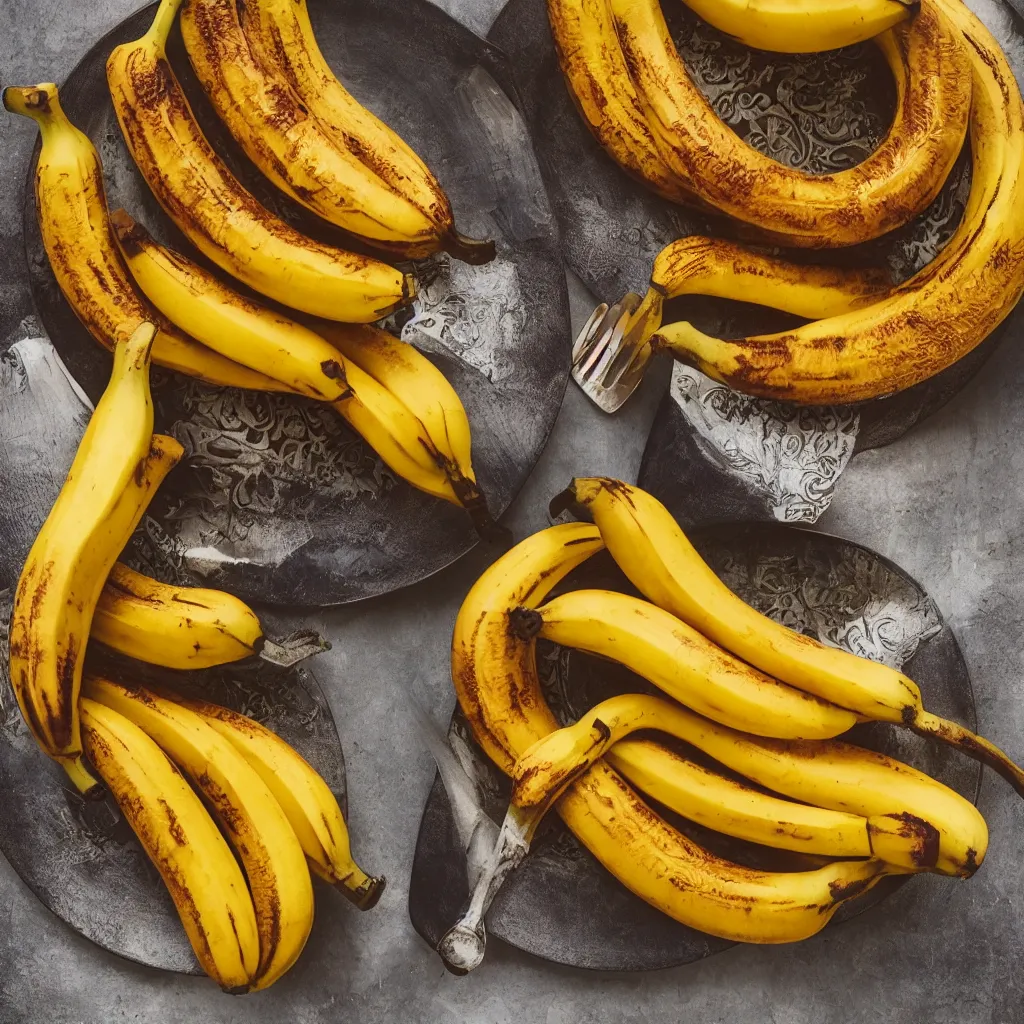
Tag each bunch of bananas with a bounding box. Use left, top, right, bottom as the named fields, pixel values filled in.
left=555, top=0, right=1024, bottom=404
left=81, top=679, right=383, bottom=992
left=439, top=478, right=1023, bottom=971
left=4, top=0, right=499, bottom=529
left=7, top=325, right=380, bottom=989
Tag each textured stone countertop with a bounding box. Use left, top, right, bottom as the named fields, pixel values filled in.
left=2, top=1, right=1023, bottom=1022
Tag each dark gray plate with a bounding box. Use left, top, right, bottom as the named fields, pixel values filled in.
left=488, top=0, right=1024, bottom=450
left=0, top=334, right=347, bottom=973
left=409, top=527, right=980, bottom=971
left=9, top=0, right=568, bottom=607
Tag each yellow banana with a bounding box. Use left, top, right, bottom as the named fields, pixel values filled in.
left=511, top=588, right=857, bottom=739
left=623, top=235, right=893, bottom=351
left=80, top=698, right=260, bottom=991
left=180, top=0, right=437, bottom=252
left=451, top=525, right=892, bottom=946
left=679, top=0, right=915, bottom=53
left=512, top=692, right=983, bottom=875
left=175, top=696, right=385, bottom=910
left=652, top=0, right=1024, bottom=402
left=9, top=324, right=163, bottom=795
left=314, top=320, right=492, bottom=522
left=1, top=83, right=289, bottom=393
left=238, top=0, right=494, bottom=264
left=546, top=0, right=695, bottom=204
left=563, top=477, right=1024, bottom=795
left=85, top=677, right=314, bottom=991
left=106, top=0, right=414, bottom=323
left=610, top=714, right=988, bottom=878
left=113, top=211, right=352, bottom=402
left=610, top=0, right=971, bottom=247
left=113, top=212, right=472, bottom=507
left=92, top=563, right=262, bottom=670
left=606, top=740, right=933, bottom=870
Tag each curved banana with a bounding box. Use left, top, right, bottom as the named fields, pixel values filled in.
left=624, top=235, right=893, bottom=351
left=80, top=698, right=260, bottom=991
left=314, top=321, right=491, bottom=520
left=106, top=0, right=414, bottom=323
left=238, top=0, right=494, bottom=264
left=113, top=212, right=353, bottom=402
left=513, top=692, right=983, bottom=875
left=112, top=212, right=467, bottom=507
left=679, top=0, right=916, bottom=53
left=451, top=524, right=891, bottom=947
left=9, top=324, right=162, bottom=795
left=546, top=0, right=695, bottom=204
left=176, top=696, right=385, bottom=910
left=606, top=739, right=936, bottom=870
left=85, top=677, right=314, bottom=991
left=1, top=83, right=289, bottom=393
left=611, top=0, right=971, bottom=247
left=92, top=563, right=262, bottom=670
left=181, top=0, right=437, bottom=252
left=653, top=0, right=1024, bottom=402
left=611, top=717, right=988, bottom=878
left=511, top=589, right=857, bottom=739
left=563, top=477, right=1024, bottom=795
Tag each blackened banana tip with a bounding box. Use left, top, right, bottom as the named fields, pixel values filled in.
left=444, top=231, right=496, bottom=266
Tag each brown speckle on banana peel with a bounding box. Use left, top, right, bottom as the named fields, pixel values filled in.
left=452, top=526, right=899, bottom=943
left=180, top=0, right=441, bottom=253
left=650, top=237, right=893, bottom=309
left=16, top=85, right=292, bottom=391
left=237, top=0, right=453, bottom=231
left=545, top=0, right=696, bottom=206
left=107, top=25, right=410, bottom=323
left=612, top=0, right=971, bottom=247
left=650, top=0, right=1024, bottom=411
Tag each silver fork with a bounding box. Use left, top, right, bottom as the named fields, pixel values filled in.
left=571, top=292, right=653, bottom=413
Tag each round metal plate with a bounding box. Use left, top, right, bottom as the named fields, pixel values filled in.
left=12, top=0, right=568, bottom=606
left=409, top=528, right=979, bottom=971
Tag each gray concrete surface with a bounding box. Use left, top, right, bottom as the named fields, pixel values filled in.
left=2, top=1, right=1023, bottom=1022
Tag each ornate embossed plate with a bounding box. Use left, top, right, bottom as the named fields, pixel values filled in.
left=6, top=0, right=568, bottom=606
left=489, top=0, right=1024, bottom=486
left=409, top=527, right=980, bottom=971
left=0, top=334, right=349, bottom=973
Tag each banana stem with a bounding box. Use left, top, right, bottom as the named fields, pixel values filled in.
left=442, top=231, right=496, bottom=267
left=912, top=711, right=1024, bottom=798
left=336, top=871, right=387, bottom=911
left=258, top=630, right=332, bottom=668
left=61, top=755, right=104, bottom=799
left=147, top=0, right=187, bottom=53
left=445, top=467, right=509, bottom=545
left=436, top=803, right=537, bottom=974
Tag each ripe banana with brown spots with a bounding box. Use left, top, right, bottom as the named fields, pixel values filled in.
left=510, top=588, right=858, bottom=739
left=1, top=82, right=290, bottom=392
left=561, top=477, right=1024, bottom=796
left=512, top=692, right=986, bottom=877
left=80, top=698, right=260, bottom=991
left=448, top=523, right=893, bottom=958
left=7, top=324, right=177, bottom=796
left=106, top=0, right=414, bottom=323
left=650, top=0, right=1024, bottom=402
left=181, top=0, right=493, bottom=263
left=611, top=0, right=971, bottom=247
left=176, top=696, right=386, bottom=910
left=85, top=677, right=314, bottom=991
left=91, top=563, right=264, bottom=670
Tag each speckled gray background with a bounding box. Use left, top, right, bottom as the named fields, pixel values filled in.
left=2, top=1, right=1024, bottom=1021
